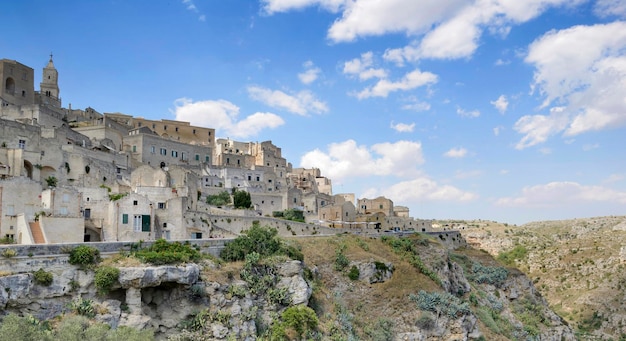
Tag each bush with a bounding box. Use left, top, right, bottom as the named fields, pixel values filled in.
left=133, top=239, right=201, bottom=265
left=221, top=225, right=300, bottom=262
left=334, top=249, right=349, bottom=271
left=415, top=313, right=436, bottom=330
left=206, top=191, right=230, bottom=206
left=33, top=268, right=53, bottom=286
left=69, top=298, right=95, bottom=318
left=0, top=236, right=15, bottom=244
left=364, top=318, right=395, bottom=341
left=348, top=265, right=360, bottom=281
left=233, top=189, right=251, bottom=209
left=410, top=290, right=470, bottom=318
left=280, top=305, right=319, bottom=339
left=68, top=245, right=100, bottom=267
left=94, top=266, right=120, bottom=294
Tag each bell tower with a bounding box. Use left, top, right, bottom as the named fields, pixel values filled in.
left=40, top=53, right=60, bottom=106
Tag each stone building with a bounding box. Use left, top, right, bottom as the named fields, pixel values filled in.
left=0, top=59, right=35, bottom=107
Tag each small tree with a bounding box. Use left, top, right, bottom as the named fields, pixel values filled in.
left=233, top=189, right=251, bottom=209
left=206, top=190, right=230, bottom=206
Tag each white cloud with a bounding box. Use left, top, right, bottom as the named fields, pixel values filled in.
left=491, top=95, right=509, bottom=114
left=355, top=69, right=437, bottom=99
left=298, top=61, right=321, bottom=84
left=456, top=107, right=480, bottom=118
left=300, top=139, right=424, bottom=181
left=444, top=147, right=468, bottom=158
left=513, top=106, right=570, bottom=149
left=342, top=52, right=387, bottom=81
left=496, top=181, right=626, bottom=207
left=517, top=22, right=626, bottom=146
left=603, top=174, right=625, bottom=184
left=390, top=121, right=415, bottom=133
left=172, top=98, right=284, bottom=139
left=261, top=0, right=347, bottom=14
left=380, top=0, right=580, bottom=63
left=378, top=177, right=478, bottom=202
left=247, top=86, right=328, bottom=116
left=594, top=0, right=626, bottom=18
left=495, top=59, right=511, bottom=66
left=493, top=125, right=504, bottom=136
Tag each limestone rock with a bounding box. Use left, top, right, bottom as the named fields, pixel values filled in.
left=117, top=264, right=199, bottom=288
left=352, top=260, right=394, bottom=284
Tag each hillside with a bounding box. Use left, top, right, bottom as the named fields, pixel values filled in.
left=459, top=216, right=626, bottom=340
left=0, top=230, right=575, bottom=340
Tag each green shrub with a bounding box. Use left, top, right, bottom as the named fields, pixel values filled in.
left=0, top=236, right=15, bottom=244
left=33, top=268, right=53, bottom=286
left=334, top=249, right=349, bottom=271
left=68, top=245, right=100, bottom=267
left=364, top=317, right=395, bottom=341
left=274, top=305, right=319, bottom=339
left=133, top=239, right=201, bottom=265
left=221, top=225, right=301, bottom=262
left=348, top=265, right=360, bottom=281
left=94, top=266, right=120, bottom=295
left=206, top=190, right=230, bottom=206
left=0, top=314, right=51, bottom=341
left=410, top=290, right=470, bottom=318
left=233, top=189, right=252, bottom=209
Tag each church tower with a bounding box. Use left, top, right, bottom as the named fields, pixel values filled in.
left=39, top=54, right=61, bottom=107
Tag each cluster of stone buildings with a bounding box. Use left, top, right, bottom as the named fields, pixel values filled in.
left=0, top=56, right=432, bottom=244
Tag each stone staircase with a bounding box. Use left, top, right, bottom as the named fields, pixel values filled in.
left=29, top=221, right=45, bottom=244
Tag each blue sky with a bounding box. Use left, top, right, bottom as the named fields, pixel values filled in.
left=2, top=0, right=626, bottom=224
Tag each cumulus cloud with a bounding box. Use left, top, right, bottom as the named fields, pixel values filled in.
left=355, top=69, right=437, bottom=99
left=376, top=177, right=478, bottom=202
left=456, top=107, right=480, bottom=118
left=594, top=0, right=626, bottom=18
left=247, top=86, right=328, bottom=116
left=390, top=121, right=415, bottom=133
left=379, top=0, right=579, bottom=63
left=496, top=181, right=626, bottom=207
left=401, top=100, right=431, bottom=112
left=513, top=107, right=570, bottom=149
left=491, top=95, right=509, bottom=114
left=343, top=52, right=387, bottom=80
left=298, top=61, right=321, bottom=84
left=515, top=22, right=626, bottom=148
left=172, top=98, right=284, bottom=139
left=444, top=147, right=468, bottom=158
left=300, top=139, right=424, bottom=181
left=493, top=125, right=504, bottom=136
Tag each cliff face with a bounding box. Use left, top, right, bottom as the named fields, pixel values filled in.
left=0, top=233, right=575, bottom=340
left=460, top=216, right=626, bottom=340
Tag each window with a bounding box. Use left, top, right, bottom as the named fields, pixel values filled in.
left=248, top=175, right=251, bottom=181
left=160, top=148, right=167, bottom=155
left=122, top=214, right=128, bottom=224
left=133, top=200, right=138, bottom=206
left=205, top=156, right=210, bottom=162
left=226, top=158, right=230, bottom=164
left=175, top=127, right=179, bottom=132
left=172, top=150, right=178, bottom=158
left=379, top=204, right=383, bottom=209
left=18, top=139, right=25, bottom=149
left=164, top=125, right=167, bottom=130
left=5, top=234, right=14, bottom=240
left=195, top=154, right=200, bottom=161
left=132, top=145, right=137, bottom=152
left=191, top=232, right=202, bottom=239
left=84, top=209, right=91, bottom=218
left=152, top=124, right=156, bottom=129
left=163, top=223, right=167, bottom=228
left=133, top=215, right=151, bottom=232
left=193, top=129, right=196, bottom=134
left=181, top=152, right=186, bottom=160
left=256, top=176, right=260, bottom=181
left=237, top=159, right=240, bottom=165
left=158, top=202, right=166, bottom=209
left=151, top=146, right=156, bottom=154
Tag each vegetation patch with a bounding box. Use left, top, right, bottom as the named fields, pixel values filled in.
left=497, top=245, right=528, bottom=266
left=381, top=235, right=441, bottom=285
left=468, top=262, right=509, bottom=287
left=220, top=224, right=303, bottom=262
left=272, top=208, right=305, bottom=223
left=132, top=239, right=201, bottom=265
left=68, top=245, right=101, bottom=268
left=410, top=290, right=470, bottom=318
left=206, top=190, right=230, bottom=206
left=94, top=266, right=120, bottom=295
left=33, top=268, right=53, bottom=286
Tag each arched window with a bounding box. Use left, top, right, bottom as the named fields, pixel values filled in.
left=5, top=77, right=15, bottom=95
